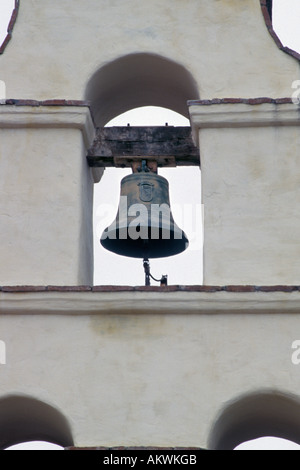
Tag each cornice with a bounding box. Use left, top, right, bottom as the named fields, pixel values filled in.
left=1, top=285, right=300, bottom=316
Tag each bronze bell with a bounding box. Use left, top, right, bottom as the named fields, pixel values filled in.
left=100, top=163, right=189, bottom=259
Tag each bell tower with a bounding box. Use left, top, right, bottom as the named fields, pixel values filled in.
left=1, top=0, right=300, bottom=451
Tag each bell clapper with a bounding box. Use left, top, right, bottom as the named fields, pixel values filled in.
left=143, top=258, right=168, bottom=287
left=143, top=258, right=151, bottom=286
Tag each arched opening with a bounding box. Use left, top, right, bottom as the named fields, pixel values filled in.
left=6, top=440, right=64, bottom=450
left=93, top=105, right=202, bottom=286
left=0, top=395, right=73, bottom=450
left=86, top=54, right=202, bottom=286
left=85, top=53, right=199, bottom=128
left=235, top=436, right=300, bottom=450
left=208, top=391, right=300, bottom=450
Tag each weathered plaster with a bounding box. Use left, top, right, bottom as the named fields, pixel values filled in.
left=0, top=0, right=300, bottom=450
left=0, top=104, right=95, bottom=286
left=0, top=1, right=299, bottom=106
left=189, top=100, right=300, bottom=285
left=0, top=288, right=300, bottom=448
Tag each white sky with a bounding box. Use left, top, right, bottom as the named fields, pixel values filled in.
left=93, top=126, right=202, bottom=286
left=1, top=0, right=300, bottom=451
left=0, top=0, right=14, bottom=45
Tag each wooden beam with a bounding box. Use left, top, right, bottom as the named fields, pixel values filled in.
left=87, top=126, right=200, bottom=168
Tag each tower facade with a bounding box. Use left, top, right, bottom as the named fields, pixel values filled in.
left=0, top=0, right=300, bottom=450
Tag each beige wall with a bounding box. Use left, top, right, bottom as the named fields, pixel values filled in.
left=1, top=0, right=300, bottom=450
left=190, top=100, right=300, bottom=285
left=0, top=289, right=300, bottom=449
left=1, top=0, right=299, bottom=103
left=0, top=1, right=299, bottom=286
left=0, top=105, right=95, bottom=285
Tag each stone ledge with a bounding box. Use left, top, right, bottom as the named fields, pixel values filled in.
left=0, top=103, right=95, bottom=149
left=188, top=98, right=300, bottom=145
left=1, top=99, right=91, bottom=107
left=1, top=285, right=300, bottom=316
left=1, top=97, right=296, bottom=108
left=1, top=285, right=300, bottom=293
left=187, top=97, right=294, bottom=106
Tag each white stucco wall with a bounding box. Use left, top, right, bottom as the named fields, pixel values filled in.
left=0, top=0, right=299, bottom=286
left=0, top=0, right=299, bottom=102
left=0, top=105, right=95, bottom=285
left=0, top=0, right=300, bottom=450
left=0, top=289, right=300, bottom=449
left=190, top=100, right=300, bottom=285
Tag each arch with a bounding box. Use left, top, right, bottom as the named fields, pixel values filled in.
left=0, top=394, right=73, bottom=450
left=85, top=53, right=199, bottom=127
left=208, top=390, right=300, bottom=450
left=235, top=436, right=300, bottom=450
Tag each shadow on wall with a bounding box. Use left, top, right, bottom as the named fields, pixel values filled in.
left=208, top=390, right=300, bottom=450
left=0, top=394, right=73, bottom=450
left=85, top=52, right=200, bottom=127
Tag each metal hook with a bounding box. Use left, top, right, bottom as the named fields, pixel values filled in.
left=143, top=258, right=168, bottom=287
